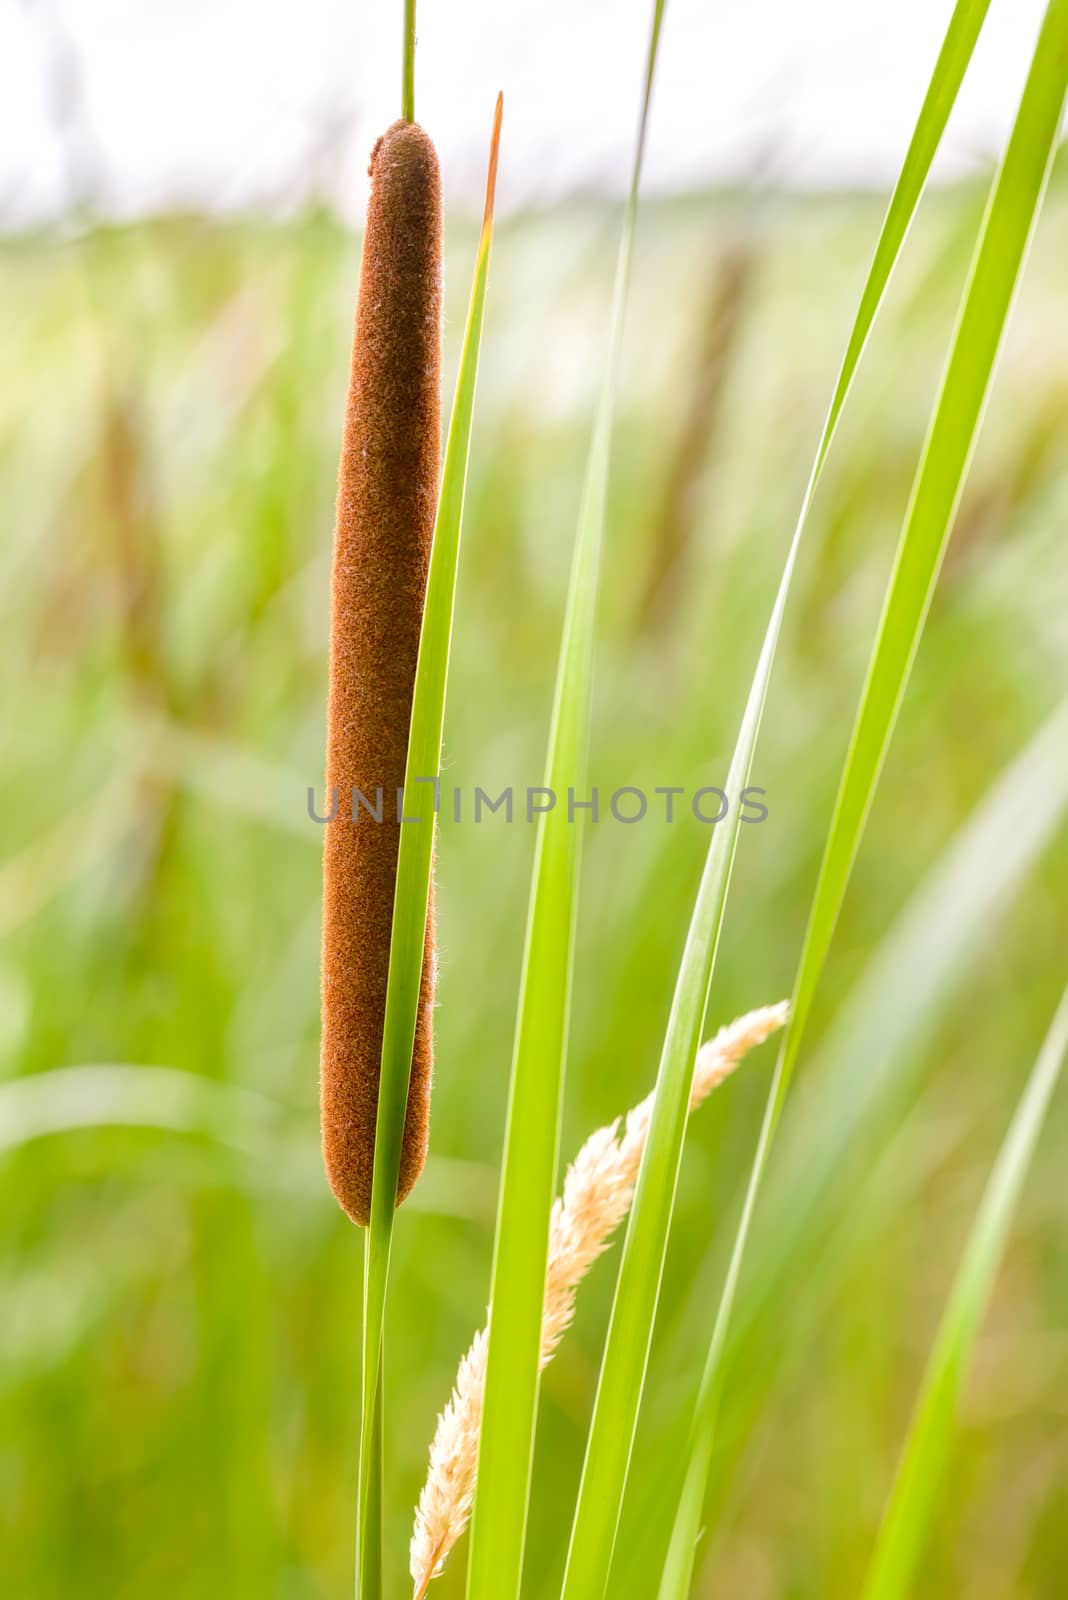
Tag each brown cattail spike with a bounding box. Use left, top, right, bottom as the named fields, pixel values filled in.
left=320, top=120, right=443, bottom=1226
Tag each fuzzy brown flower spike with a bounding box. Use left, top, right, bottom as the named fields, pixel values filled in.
left=320, top=120, right=443, bottom=1226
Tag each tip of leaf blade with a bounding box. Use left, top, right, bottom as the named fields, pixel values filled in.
left=482, top=93, right=504, bottom=236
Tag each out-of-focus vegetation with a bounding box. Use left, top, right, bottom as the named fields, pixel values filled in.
left=3, top=168, right=1068, bottom=1598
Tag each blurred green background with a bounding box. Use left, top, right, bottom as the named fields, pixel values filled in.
left=3, top=166, right=1067, bottom=1598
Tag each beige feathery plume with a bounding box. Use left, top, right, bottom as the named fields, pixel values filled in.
left=409, top=1000, right=789, bottom=1598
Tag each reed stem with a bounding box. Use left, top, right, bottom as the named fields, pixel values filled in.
left=402, top=0, right=417, bottom=121
left=357, top=1269, right=385, bottom=1595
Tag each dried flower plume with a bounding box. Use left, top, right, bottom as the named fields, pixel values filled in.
left=410, top=1000, right=789, bottom=1597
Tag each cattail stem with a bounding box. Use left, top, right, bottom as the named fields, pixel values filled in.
left=409, top=1002, right=789, bottom=1596
left=357, top=1346, right=385, bottom=1598
left=402, top=0, right=417, bottom=122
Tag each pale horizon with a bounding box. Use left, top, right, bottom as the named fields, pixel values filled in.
left=0, top=0, right=1057, bottom=226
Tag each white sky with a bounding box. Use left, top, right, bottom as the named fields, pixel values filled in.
left=0, top=0, right=1056, bottom=224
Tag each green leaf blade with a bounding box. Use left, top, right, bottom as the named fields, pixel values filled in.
left=659, top=1, right=1068, bottom=1589
left=782, top=0, right=1068, bottom=1160
left=464, top=13, right=667, bottom=1598
left=732, top=695, right=1068, bottom=1366
left=816, top=0, right=994, bottom=473
left=640, top=698, right=1068, bottom=1590
left=563, top=6, right=1008, bottom=1593
left=861, top=985, right=1068, bottom=1600
left=559, top=609, right=778, bottom=1600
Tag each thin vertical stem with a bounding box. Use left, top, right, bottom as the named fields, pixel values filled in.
left=356, top=1249, right=384, bottom=1597
left=402, top=0, right=417, bottom=122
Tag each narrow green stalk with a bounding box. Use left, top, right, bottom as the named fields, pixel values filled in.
left=403, top=0, right=417, bottom=122
left=355, top=1326, right=384, bottom=1597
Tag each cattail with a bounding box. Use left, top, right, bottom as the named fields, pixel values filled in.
left=409, top=1001, right=789, bottom=1598
left=320, top=120, right=443, bottom=1226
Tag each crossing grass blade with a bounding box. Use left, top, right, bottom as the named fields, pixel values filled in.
left=728, top=696, right=1068, bottom=1373
left=812, top=0, right=994, bottom=483
left=559, top=622, right=777, bottom=1600
left=463, top=10, right=667, bottom=1598
left=779, top=0, right=1068, bottom=1188
left=628, top=698, right=1068, bottom=1579
left=859, top=984, right=1068, bottom=1600
left=659, top=2, right=1068, bottom=1590
left=356, top=96, right=502, bottom=1597
left=560, top=6, right=1000, bottom=1597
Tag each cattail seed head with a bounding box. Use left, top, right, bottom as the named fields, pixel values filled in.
left=320, top=120, right=443, bottom=1226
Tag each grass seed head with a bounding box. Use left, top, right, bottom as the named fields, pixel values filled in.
left=409, top=1001, right=789, bottom=1595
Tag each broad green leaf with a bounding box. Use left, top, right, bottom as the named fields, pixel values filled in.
left=357, top=98, right=503, bottom=1597
left=464, top=11, right=667, bottom=1598
left=661, top=2, right=1068, bottom=1590
left=563, top=6, right=1000, bottom=1597
left=860, top=984, right=1068, bottom=1600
